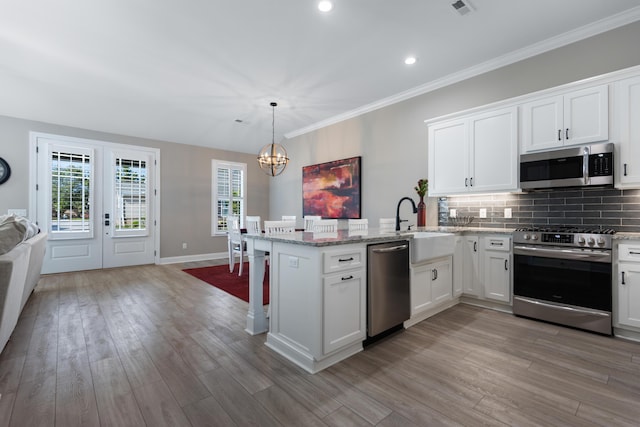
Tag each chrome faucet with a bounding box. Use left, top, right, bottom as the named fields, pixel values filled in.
left=395, top=197, right=418, bottom=231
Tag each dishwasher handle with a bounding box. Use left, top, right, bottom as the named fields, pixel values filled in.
left=371, top=244, right=408, bottom=253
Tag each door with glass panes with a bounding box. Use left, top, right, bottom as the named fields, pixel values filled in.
left=34, top=134, right=157, bottom=274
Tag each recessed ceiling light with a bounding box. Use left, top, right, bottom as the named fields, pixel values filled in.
left=318, top=1, right=333, bottom=12
left=404, top=56, right=417, bottom=65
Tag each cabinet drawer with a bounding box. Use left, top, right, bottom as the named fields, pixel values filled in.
left=618, top=243, right=640, bottom=262
left=483, top=236, right=511, bottom=252
left=323, top=247, right=365, bottom=274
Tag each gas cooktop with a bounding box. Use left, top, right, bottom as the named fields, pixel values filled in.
left=514, top=226, right=616, bottom=235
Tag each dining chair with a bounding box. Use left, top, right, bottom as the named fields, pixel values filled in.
left=264, top=220, right=296, bottom=235
left=348, top=218, right=368, bottom=231
left=312, top=219, right=338, bottom=233
left=379, top=217, right=396, bottom=233
left=303, top=215, right=322, bottom=231
left=227, top=216, right=245, bottom=276
left=245, top=216, right=262, bottom=235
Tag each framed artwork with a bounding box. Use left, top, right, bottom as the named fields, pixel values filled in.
left=302, top=156, right=361, bottom=219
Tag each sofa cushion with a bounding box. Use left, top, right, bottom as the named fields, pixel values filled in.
left=0, top=219, right=26, bottom=256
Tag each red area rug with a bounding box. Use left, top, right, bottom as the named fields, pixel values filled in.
left=183, top=262, right=269, bottom=305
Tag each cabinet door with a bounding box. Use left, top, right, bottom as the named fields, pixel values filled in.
left=617, top=263, right=640, bottom=329
left=323, top=271, right=366, bottom=354
left=470, top=107, right=518, bottom=193
left=463, top=236, right=480, bottom=296
left=453, top=237, right=464, bottom=297
left=410, top=263, right=432, bottom=315
left=614, top=76, right=640, bottom=187
left=428, top=119, right=469, bottom=195
left=521, top=95, right=563, bottom=152
left=483, top=251, right=511, bottom=302
left=564, top=85, right=608, bottom=146
left=431, top=257, right=453, bottom=305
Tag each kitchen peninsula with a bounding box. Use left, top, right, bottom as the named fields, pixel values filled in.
left=244, top=230, right=410, bottom=374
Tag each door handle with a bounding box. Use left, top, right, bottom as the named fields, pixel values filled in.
left=470, top=177, right=473, bottom=187
left=622, top=271, right=626, bottom=285
left=432, top=269, right=438, bottom=281
left=504, top=259, right=508, bottom=271
left=565, top=128, right=569, bottom=140
left=558, top=129, right=561, bottom=141
left=473, top=241, right=477, bottom=252
left=624, top=163, right=628, bottom=177
left=465, top=177, right=468, bottom=187
left=105, top=220, right=110, bottom=226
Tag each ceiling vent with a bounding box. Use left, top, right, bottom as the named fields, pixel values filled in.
left=451, top=0, right=473, bottom=16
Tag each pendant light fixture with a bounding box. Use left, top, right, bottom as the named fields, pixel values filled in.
left=257, top=102, right=289, bottom=176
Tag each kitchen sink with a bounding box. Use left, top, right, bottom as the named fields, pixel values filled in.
left=409, top=232, right=455, bottom=264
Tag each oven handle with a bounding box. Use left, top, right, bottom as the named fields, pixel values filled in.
left=514, top=296, right=611, bottom=318
left=513, top=245, right=611, bottom=263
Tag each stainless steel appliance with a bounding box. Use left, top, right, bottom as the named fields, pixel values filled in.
left=367, top=241, right=410, bottom=338
left=513, top=226, right=614, bottom=335
left=519, top=142, right=613, bottom=190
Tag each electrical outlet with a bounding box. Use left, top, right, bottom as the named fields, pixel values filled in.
left=504, top=208, right=512, bottom=219
left=182, top=242, right=187, bottom=249
left=479, top=208, right=487, bottom=218
left=288, top=256, right=299, bottom=268
left=449, top=209, right=457, bottom=218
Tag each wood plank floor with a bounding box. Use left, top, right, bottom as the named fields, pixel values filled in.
left=2, top=261, right=640, bottom=426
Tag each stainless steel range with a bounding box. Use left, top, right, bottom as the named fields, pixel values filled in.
left=512, top=226, right=614, bottom=335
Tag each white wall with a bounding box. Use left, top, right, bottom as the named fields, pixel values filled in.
left=271, top=21, right=640, bottom=228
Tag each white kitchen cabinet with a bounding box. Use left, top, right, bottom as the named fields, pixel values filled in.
left=453, top=237, right=464, bottom=297
left=428, top=107, right=518, bottom=196
left=409, top=256, right=453, bottom=324
left=612, top=75, right=640, bottom=188
left=323, top=270, right=366, bottom=354
left=521, top=85, right=608, bottom=153
left=462, top=236, right=480, bottom=297
left=482, top=236, right=511, bottom=303
left=616, top=242, right=640, bottom=330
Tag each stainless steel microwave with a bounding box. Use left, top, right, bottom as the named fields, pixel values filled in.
left=519, top=142, right=614, bottom=190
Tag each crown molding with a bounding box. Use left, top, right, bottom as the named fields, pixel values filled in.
left=285, top=6, right=640, bottom=139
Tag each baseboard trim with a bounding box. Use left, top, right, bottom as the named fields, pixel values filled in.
left=159, top=252, right=228, bottom=265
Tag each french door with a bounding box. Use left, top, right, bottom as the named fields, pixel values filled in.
left=32, top=133, right=158, bottom=274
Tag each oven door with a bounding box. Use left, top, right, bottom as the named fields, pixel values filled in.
left=513, top=245, right=612, bottom=312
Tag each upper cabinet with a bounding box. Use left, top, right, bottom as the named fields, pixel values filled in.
left=521, top=85, right=609, bottom=153
left=612, top=75, right=640, bottom=188
left=428, top=106, right=518, bottom=196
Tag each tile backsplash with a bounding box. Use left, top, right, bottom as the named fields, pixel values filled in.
left=438, top=188, right=640, bottom=232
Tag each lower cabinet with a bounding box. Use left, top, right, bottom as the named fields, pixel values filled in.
left=482, top=236, right=511, bottom=303
left=410, top=256, right=453, bottom=321
left=616, top=242, right=640, bottom=331
left=323, top=270, right=366, bottom=354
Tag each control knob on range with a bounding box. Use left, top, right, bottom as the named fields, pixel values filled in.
left=523, top=233, right=530, bottom=240
left=531, top=234, right=539, bottom=241
left=587, top=237, right=596, bottom=246
left=597, top=237, right=606, bottom=246
left=577, top=236, right=586, bottom=245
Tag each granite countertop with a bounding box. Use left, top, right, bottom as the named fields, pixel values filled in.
left=613, top=232, right=640, bottom=240
left=244, top=226, right=516, bottom=247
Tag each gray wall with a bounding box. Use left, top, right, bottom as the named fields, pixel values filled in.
left=0, top=115, right=270, bottom=258
left=272, top=21, right=640, bottom=228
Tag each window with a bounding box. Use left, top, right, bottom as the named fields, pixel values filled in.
left=113, top=155, right=148, bottom=236
left=49, top=147, right=94, bottom=238
left=212, top=160, right=246, bottom=235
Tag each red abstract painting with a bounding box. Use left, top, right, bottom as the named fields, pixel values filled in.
left=302, top=156, right=361, bottom=219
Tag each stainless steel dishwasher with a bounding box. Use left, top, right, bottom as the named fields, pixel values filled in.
left=367, top=240, right=410, bottom=338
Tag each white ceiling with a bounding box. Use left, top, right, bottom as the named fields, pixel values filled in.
left=2, top=0, right=640, bottom=154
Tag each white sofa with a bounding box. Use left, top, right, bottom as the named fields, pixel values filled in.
left=0, top=218, right=47, bottom=354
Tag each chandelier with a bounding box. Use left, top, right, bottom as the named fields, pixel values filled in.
left=257, top=102, right=289, bottom=176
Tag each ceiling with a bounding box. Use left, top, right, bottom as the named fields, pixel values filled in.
left=2, top=0, right=640, bottom=155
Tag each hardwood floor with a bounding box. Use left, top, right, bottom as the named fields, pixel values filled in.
left=2, top=261, right=640, bottom=426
